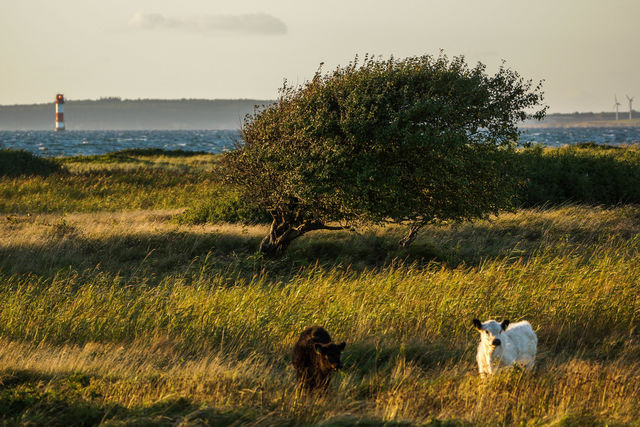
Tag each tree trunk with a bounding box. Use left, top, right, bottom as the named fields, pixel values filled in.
left=399, top=222, right=424, bottom=248
left=259, top=214, right=349, bottom=258
left=259, top=229, right=300, bottom=258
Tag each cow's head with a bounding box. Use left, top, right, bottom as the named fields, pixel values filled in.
left=315, top=341, right=346, bottom=371
left=473, top=318, right=509, bottom=347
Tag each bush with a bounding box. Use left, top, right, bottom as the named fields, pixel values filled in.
left=517, top=144, right=640, bottom=206
left=0, top=150, right=62, bottom=177
left=181, top=145, right=640, bottom=227
left=223, top=54, right=545, bottom=256
left=176, top=192, right=271, bottom=225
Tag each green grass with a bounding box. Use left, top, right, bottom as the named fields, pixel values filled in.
left=3, top=145, right=640, bottom=219
left=0, top=150, right=224, bottom=213
left=1, top=149, right=640, bottom=425
left=1, top=205, right=640, bottom=425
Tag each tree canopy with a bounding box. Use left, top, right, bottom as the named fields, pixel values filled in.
left=222, top=54, right=546, bottom=256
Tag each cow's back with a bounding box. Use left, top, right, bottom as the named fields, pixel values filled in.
left=505, top=321, right=537, bottom=361
left=292, top=325, right=333, bottom=388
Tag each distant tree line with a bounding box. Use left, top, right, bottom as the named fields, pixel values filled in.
left=0, top=99, right=273, bottom=130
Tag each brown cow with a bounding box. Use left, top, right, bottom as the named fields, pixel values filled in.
left=292, top=325, right=346, bottom=390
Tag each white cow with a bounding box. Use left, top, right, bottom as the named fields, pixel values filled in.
left=472, top=318, right=537, bottom=377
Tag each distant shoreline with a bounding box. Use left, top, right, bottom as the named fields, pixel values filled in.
left=522, top=111, right=640, bottom=128
left=523, top=119, right=640, bottom=128
left=0, top=98, right=273, bottom=131
left=2, top=99, right=639, bottom=130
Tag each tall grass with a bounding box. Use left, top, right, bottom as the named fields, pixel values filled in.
left=1, top=235, right=638, bottom=357
left=0, top=151, right=223, bottom=213
left=2, top=149, right=640, bottom=424
left=1, top=206, right=639, bottom=424
left=3, top=145, right=640, bottom=219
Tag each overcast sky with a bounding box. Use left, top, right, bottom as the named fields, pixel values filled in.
left=2, top=0, right=639, bottom=112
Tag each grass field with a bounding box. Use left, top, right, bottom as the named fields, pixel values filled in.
left=0, top=150, right=222, bottom=213
left=1, top=150, right=639, bottom=425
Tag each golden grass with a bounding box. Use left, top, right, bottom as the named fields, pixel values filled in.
left=61, top=153, right=220, bottom=174
left=1, top=205, right=640, bottom=424
left=1, top=338, right=639, bottom=425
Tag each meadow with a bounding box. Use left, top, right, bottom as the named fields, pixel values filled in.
left=0, top=147, right=639, bottom=425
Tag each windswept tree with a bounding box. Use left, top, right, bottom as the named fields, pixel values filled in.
left=222, top=54, right=545, bottom=257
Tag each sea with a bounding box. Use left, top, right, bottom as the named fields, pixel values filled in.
left=1, top=127, right=640, bottom=157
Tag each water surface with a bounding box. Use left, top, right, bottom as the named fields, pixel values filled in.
left=1, top=128, right=639, bottom=157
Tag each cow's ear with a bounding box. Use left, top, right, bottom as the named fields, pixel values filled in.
left=472, top=319, right=482, bottom=330
left=337, top=342, right=346, bottom=351
left=501, top=319, right=510, bottom=330
left=314, top=343, right=325, bottom=354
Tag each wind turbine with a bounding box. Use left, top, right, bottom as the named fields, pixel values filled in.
left=614, top=95, right=621, bottom=120
left=626, top=95, right=635, bottom=120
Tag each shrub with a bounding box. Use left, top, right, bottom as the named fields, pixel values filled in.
left=222, top=53, right=546, bottom=256
left=0, top=150, right=62, bottom=177
left=176, top=191, right=270, bottom=225
left=517, top=144, right=640, bottom=206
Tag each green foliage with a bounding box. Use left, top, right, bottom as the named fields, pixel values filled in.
left=518, top=144, right=640, bottom=206
left=223, top=53, right=546, bottom=254
left=176, top=191, right=271, bottom=225
left=0, top=149, right=62, bottom=177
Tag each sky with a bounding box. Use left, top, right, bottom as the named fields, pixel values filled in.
left=1, top=0, right=639, bottom=113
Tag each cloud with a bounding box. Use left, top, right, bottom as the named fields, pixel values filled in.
left=128, top=12, right=287, bottom=35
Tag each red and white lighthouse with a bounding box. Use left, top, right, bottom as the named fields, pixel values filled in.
left=55, top=94, right=65, bottom=131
